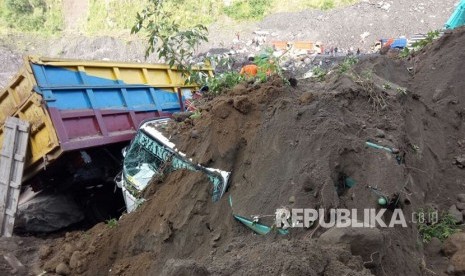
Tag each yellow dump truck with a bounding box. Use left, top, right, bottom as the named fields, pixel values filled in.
left=0, top=56, right=212, bottom=232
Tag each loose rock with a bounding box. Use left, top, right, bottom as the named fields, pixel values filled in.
left=443, top=233, right=465, bottom=256
left=450, top=250, right=465, bottom=275
left=55, top=263, right=70, bottom=276
left=449, top=205, right=463, bottom=224
left=458, top=194, right=465, bottom=203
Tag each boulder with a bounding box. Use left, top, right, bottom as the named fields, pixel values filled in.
left=56, top=263, right=70, bottom=275
left=449, top=205, right=463, bottom=224
left=450, top=250, right=465, bottom=275
left=15, top=194, right=84, bottom=233
left=455, top=155, right=465, bottom=168
left=425, top=237, right=442, bottom=255
left=456, top=202, right=465, bottom=211
left=69, top=251, right=82, bottom=269
left=443, top=233, right=465, bottom=256
left=458, top=194, right=465, bottom=203
left=375, top=128, right=386, bottom=138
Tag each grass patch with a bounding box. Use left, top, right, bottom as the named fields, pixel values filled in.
left=106, top=218, right=118, bottom=228
left=205, top=71, right=244, bottom=95
left=417, top=208, right=460, bottom=243
left=86, top=0, right=223, bottom=34
left=312, top=66, right=327, bottom=81
left=223, top=0, right=271, bottom=21
left=271, top=0, right=358, bottom=12
left=338, top=56, right=358, bottom=74
left=86, top=0, right=151, bottom=34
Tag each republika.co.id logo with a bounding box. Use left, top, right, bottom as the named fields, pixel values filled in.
left=275, top=208, right=438, bottom=229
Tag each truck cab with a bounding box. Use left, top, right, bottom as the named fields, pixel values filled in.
left=116, top=118, right=231, bottom=212
left=373, top=37, right=408, bottom=51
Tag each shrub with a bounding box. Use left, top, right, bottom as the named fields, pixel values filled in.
left=224, top=0, right=272, bottom=20
left=338, top=56, right=358, bottom=74
left=106, top=218, right=118, bottom=228
left=206, top=71, right=244, bottom=95
left=312, top=67, right=327, bottom=81
left=1, top=0, right=62, bottom=33
left=417, top=209, right=460, bottom=243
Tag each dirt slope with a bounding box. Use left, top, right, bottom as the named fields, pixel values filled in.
left=29, top=27, right=465, bottom=276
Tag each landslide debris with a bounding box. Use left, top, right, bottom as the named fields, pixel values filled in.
left=34, top=27, right=465, bottom=276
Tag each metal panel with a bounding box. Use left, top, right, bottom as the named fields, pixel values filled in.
left=13, top=94, right=61, bottom=176
left=31, top=65, right=189, bottom=113
left=0, top=66, right=36, bottom=126
left=0, top=117, right=30, bottom=237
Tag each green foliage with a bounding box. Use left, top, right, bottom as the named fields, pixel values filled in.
left=0, top=0, right=62, bottom=33
left=163, top=0, right=223, bottom=28
left=86, top=0, right=151, bottom=34
left=223, top=0, right=271, bottom=20
left=132, top=0, right=209, bottom=78
left=399, top=47, right=410, bottom=58
left=185, top=54, right=244, bottom=95
left=338, top=56, right=358, bottom=74
left=190, top=109, right=202, bottom=119
left=417, top=209, right=460, bottom=243
left=251, top=47, right=289, bottom=85
left=205, top=71, right=244, bottom=95
left=271, top=0, right=357, bottom=12
left=0, top=0, right=361, bottom=34
left=320, top=0, right=335, bottom=10
left=85, top=0, right=108, bottom=34
left=106, top=218, right=118, bottom=228
left=400, top=30, right=441, bottom=58
left=6, top=0, right=35, bottom=14
left=411, top=30, right=440, bottom=51
left=312, top=66, right=327, bottom=81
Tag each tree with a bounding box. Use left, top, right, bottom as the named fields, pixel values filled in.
left=131, top=0, right=209, bottom=79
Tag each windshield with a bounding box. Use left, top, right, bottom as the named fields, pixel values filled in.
left=123, top=132, right=165, bottom=190
left=123, top=127, right=229, bottom=202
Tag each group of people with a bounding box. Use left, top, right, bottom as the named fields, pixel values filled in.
left=326, top=46, right=362, bottom=56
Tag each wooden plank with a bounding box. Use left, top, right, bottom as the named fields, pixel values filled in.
left=0, top=117, right=30, bottom=237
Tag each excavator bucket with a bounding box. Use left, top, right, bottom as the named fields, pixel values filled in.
left=445, top=0, right=465, bottom=29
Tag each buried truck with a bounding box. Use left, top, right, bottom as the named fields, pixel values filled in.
left=0, top=57, right=212, bottom=233
left=115, top=118, right=231, bottom=213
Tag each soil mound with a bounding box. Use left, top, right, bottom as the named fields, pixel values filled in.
left=37, top=27, right=465, bottom=276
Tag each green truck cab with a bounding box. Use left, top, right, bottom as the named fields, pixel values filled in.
left=116, top=118, right=230, bottom=212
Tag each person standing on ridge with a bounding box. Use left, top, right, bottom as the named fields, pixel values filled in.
left=240, top=56, right=258, bottom=78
